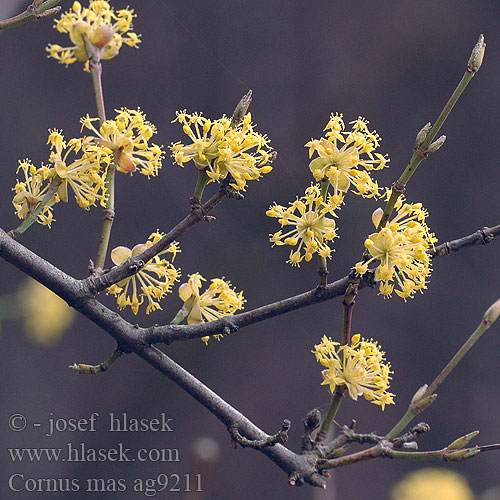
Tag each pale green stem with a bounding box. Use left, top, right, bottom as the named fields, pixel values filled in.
left=390, top=447, right=478, bottom=461
left=171, top=309, right=189, bottom=325
left=0, top=0, right=62, bottom=30
left=171, top=297, right=196, bottom=325
left=69, top=348, right=122, bottom=375
left=386, top=317, right=491, bottom=441
left=315, top=386, right=346, bottom=443
left=90, top=61, right=107, bottom=124
left=88, top=54, right=114, bottom=270
left=385, top=407, right=415, bottom=441
left=193, top=169, right=210, bottom=201
left=377, top=70, right=474, bottom=231
left=95, top=156, right=116, bottom=269
left=9, top=178, right=62, bottom=238
left=317, top=180, right=330, bottom=287
left=423, top=320, right=489, bottom=399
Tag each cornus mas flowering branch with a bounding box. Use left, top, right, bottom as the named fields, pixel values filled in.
left=0, top=2, right=498, bottom=491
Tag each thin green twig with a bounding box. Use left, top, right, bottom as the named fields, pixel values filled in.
left=0, top=1, right=62, bottom=30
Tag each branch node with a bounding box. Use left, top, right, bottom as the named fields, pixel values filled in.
left=479, top=226, right=495, bottom=244
left=229, top=419, right=290, bottom=449
left=301, top=409, right=321, bottom=452
left=412, top=146, right=428, bottom=159
left=392, top=180, right=407, bottom=194
left=7, top=229, right=20, bottom=240
left=392, top=422, right=431, bottom=448
left=102, top=207, right=115, bottom=221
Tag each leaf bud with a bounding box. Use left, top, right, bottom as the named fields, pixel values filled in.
left=426, top=135, right=446, bottom=154
left=371, top=207, right=384, bottom=228
left=447, top=430, right=479, bottom=450
left=482, top=297, right=500, bottom=326
left=415, top=122, right=431, bottom=148
left=231, top=90, right=253, bottom=126
left=467, top=34, right=486, bottom=74
left=446, top=446, right=480, bottom=462
left=91, top=25, right=115, bottom=49
left=410, top=384, right=428, bottom=404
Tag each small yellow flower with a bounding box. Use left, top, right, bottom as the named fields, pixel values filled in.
left=81, top=108, right=164, bottom=177
left=170, top=111, right=272, bottom=191
left=305, top=113, right=388, bottom=198
left=46, top=1, right=141, bottom=70
left=47, top=129, right=106, bottom=209
left=12, top=160, right=56, bottom=226
left=391, top=468, right=474, bottom=500
left=107, top=233, right=180, bottom=314
left=313, top=334, right=395, bottom=410
left=18, top=279, right=75, bottom=344
left=355, top=197, right=437, bottom=300
left=178, top=273, right=245, bottom=344
left=267, top=184, right=342, bottom=266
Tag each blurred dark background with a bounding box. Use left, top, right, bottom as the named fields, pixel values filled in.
left=1, top=1, right=499, bottom=499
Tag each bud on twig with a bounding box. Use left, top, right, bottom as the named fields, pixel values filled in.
left=91, top=25, right=114, bottom=48
left=38, top=7, right=62, bottom=19
left=446, top=446, right=480, bottom=461
left=426, top=135, right=446, bottom=154
left=371, top=207, right=384, bottom=228
left=231, top=90, right=252, bottom=126
left=415, top=122, right=431, bottom=148
left=467, top=34, right=486, bottom=74
left=411, top=393, right=437, bottom=413
left=410, top=384, right=428, bottom=404
left=447, top=430, right=479, bottom=450
left=482, top=297, right=500, bottom=326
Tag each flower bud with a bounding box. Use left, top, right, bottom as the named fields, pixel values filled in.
left=482, top=297, right=500, bottom=326
left=90, top=25, right=115, bottom=49
left=371, top=207, right=384, bottom=228
left=410, top=384, right=428, bottom=404
left=467, top=34, right=486, bottom=74
left=426, top=135, right=446, bottom=154
left=231, top=90, right=253, bottom=126
left=411, top=393, right=437, bottom=413
left=39, top=7, right=62, bottom=19
left=415, top=122, right=431, bottom=148
left=446, top=446, right=480, bottom=462
left=447, top=430, right=479, bottom=450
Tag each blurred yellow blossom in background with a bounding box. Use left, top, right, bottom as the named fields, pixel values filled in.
left=18, top=279, right=75, bottom=344
left=391, top=468, right=474, bottom=500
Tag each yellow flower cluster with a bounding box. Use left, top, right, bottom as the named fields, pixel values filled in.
left=355, top=197, right=437, bottom=300
left=12, top=130, right=106, bottom=225
left=47, top=129, right=106, bottom=208
left=46, top=1, right=140, bottom=70
left=12, top=160, right=57, bottom=227
left=305, top=113, right=388, bottom=198
left=12, top=110, right=163, bottom=228
left=81, top=108, right=164, bottom=177
left=178, top=273, right=245, bottom=343
left=267, top=184, right=341, bottom=266
left=170, top=111, right=273, bottom=191
left=313, top=334, right=395, bottom=410
left=107, top=233, right=181, bottom=315
left=267, top=112, right=388, bottom=266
